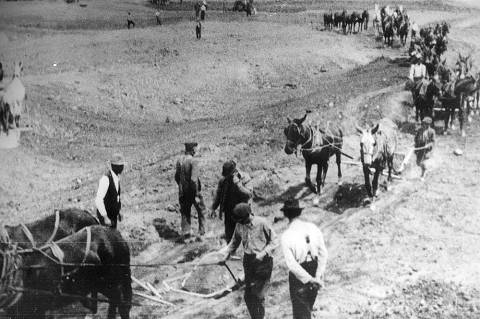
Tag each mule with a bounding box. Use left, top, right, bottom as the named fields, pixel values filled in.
left=3, top=62, right=26, bottom=129
left=383, top=15, right=394, bottom=46
left=356, top=118, right=398, bottom=199
left=5, top=208, right=99, bottom=249
left=414, top=79, right=442, bottom=122
left=350, top=12, right=362, bottom=33
left=324, top=12, right=334, bottom=30
left=284, top=111, right=344, bottom=195
left=2, top=226, right=132, bottom=319
left=0, top=97, right=11, bottom=134
left=398, top=15, right=409, bottom=46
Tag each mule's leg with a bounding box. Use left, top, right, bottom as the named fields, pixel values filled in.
left=336, top=150, right=343, bottom=184
left=363, top=165, right=373, bottom=198
left=386, top=156, right=394, bottom=191
left=372, top=169, right=381, bottom=197
left=305, top=161, right=316, bottom=193
left=316, top=164, right=323, bottom=195
left=15, top=115, right=20, bottom=128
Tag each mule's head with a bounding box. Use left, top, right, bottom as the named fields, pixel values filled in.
left=284, top=112, right=309, bottom=155
left=356, top=123, right=379, bottom=166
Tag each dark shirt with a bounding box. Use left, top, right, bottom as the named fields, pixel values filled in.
left=212, top=175, right=251, bottom=216
left=175, top=154, right=201, bottom=198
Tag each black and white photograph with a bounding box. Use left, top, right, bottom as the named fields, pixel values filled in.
left=0, top=0, right=479, bottom=317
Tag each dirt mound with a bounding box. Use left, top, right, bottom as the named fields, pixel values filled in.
left=182, top=263, right=240, bottom=294
left=126, top=224, right=159, bottom=256
left=362, top=279, right=480, bottom=318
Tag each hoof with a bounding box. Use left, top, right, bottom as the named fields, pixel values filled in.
left=468, top=116, right=472, bottom=123
left=451, top=124, right=456, bottom=130
left=337, top=179, right=343, bottom=186
left=461, top=130, right=466, bottom=137
left=312, top=197, right=320, bottom=206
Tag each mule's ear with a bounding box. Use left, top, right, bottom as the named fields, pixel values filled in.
left=287, top=117, right=292, bottom=124
left=355, top=124, right=364, bottom=135
left=318, top=128, right=325, bottom=134
left=371, top=123, right=380, bottom=134
left=299, top=112, right=308, bottom=124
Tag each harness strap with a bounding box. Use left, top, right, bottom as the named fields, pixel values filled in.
left=20, top=223, right=35, bottom=248
left=82, top=227, right=92, bottom=264
left=46, top=210, right=60, bottom=244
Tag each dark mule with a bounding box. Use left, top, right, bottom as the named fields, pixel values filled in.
left=5, top=208, right=99, bottom=249
left=324, top=12, right=334, bottom=30
left=334, top=11, right=343, bottom=29
left=383, top=15, right=394, bottom=46
left=356, top=118, right=398, bottom=199
left=398, top=16, right=409, bottom=46
left=350, top=11, right=362, bottom=33
left=0, top=97, right=11, bottom=134
left=414, top=79, right=441, bottom=122
left=3, top=226, right=132, bottom=319
left=284, top=111, right=343, bottom=195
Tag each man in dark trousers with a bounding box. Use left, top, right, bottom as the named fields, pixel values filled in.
left=196, top=21, right=202, bottom=39
left=210, top=160, right=251, bottom=243
left=281, top=199, right=328, bottom=319
left=414, top=116, right=436, bottom=181
left=0, top=62, right=3, bottom=82
left=127, top=12, right=135, bottom=29
left=95, top=153, right=125, bottom=229
left=175, top=142, right=206, bottom=240
left=217, top=203, right=278, bottom=319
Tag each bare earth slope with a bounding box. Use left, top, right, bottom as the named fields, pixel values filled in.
left=1, top=0, right=480, bottom=318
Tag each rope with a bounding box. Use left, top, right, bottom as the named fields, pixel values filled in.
left=45, top=210, right=60, bottom=244
left=0, top=245, right=23, bottom=309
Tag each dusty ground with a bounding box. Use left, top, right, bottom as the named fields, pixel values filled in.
left=1, top=0, right=480, bottom=318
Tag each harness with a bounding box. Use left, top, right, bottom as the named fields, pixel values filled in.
left=19, top=210, right=61, bottom=248
left=289, top=123, right=343, bottom=155
left=0, top=226, right=93, bottom=310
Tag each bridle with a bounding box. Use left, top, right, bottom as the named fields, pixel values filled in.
left=285, top=122, right=313, bottom=155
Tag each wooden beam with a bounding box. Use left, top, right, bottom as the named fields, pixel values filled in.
left=133, top=292, right=174, bottom=307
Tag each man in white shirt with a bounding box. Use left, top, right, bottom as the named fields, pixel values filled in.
left=281, top=199, right=328, bottom=319
left=409, top=54, right=427, bottom=82
left=95, top=153, right=125, bottom=229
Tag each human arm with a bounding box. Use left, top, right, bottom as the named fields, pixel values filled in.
left=174, top=159, right=181, bottom=184
left=281, top=233, right=317, bottom=284
left=95, top=176, right=110, bottom=223
left=210, top=179, right=223, bottom=218
left=234, top=175, right=252, bottom=202
left=219, top=224, right=242, bottom=260
left=409, top=65, right=414, bottom=81
left=256, top=223, right=279, bottom=260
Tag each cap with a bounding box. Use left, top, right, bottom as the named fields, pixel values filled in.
left=222, top=160, right=237, bottom=177
left=111, top=153, right=126, bottom=166
left=184, top=142, right=198, bottom=152
left=232, top=203, right=251, bottom=222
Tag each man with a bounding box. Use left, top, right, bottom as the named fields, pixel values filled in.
left=409, top=54, right=428, bottom=110
left=196, top=21, right=202, bottom=39
left=414, top=117, right=435, bottom=181
left=218, top=203, right=278, bottom=319
left=127, top=12, right=135, bottom=29
left=155, top=10, right=162, bottom=25
left=200, top=0, right=207, bottom=20
left=0, top=62, right=3, bottom=82
left=281, top=199, right=328, bottom=319
left=95, top=153, right=125, bottom=229
left=175, top=142, right=206, bottom=239
left=211, top=160, right=251, bottom=243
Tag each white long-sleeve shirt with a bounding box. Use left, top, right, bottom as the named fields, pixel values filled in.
left=95, top=169, right=120, bottom=218
left=409, top=63, right=426, bottom=81
left=281, top=218, right=328, bottom=284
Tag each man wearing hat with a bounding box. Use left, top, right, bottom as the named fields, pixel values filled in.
left=175, top=142, right=206, bottom=238
left=281, top=198, right=328, bottom=319
left=211, top=160, right=252, bottom=243
left=95, top=153, right=125, bottom=229
left=217, top=203, right=278, bottom=319
left=414, top=117, right=436, bottom=181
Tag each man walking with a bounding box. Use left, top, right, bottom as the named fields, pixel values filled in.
left=281, top=199, right=328, bottom=319
left=218, top=203, right=278, bottom=319
left=95, top=153, right=125, bottom=229
left=211, top=160, right=251, bottom=243
left=414, top=117, right=435, bottom=181
left=127, top=12, right=135, bottom=29
left=175, top=142, right=206, bottom=240
left=155, top=10, right=162, bottom=25
left=196, top=21, right=202, bottom=39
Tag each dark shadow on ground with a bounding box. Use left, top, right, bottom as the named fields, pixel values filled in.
left=256, top=182, right=312, bottom=206
left=325, top=182, right=367, bottom=214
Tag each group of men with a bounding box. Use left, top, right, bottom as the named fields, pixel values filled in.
left=94, top=143, right=328, bottom=319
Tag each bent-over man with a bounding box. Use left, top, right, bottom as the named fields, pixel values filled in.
left=95, top=153, right=125, bottom=229
left=281, top=199, right=328, bottom=319
left=414, top=117, right=435, bottom=181
left=211, top=160, right=251, bottom=243
left=175, top=142, right=206, bottom=239
left=218, top=203, right=278, bottom=319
